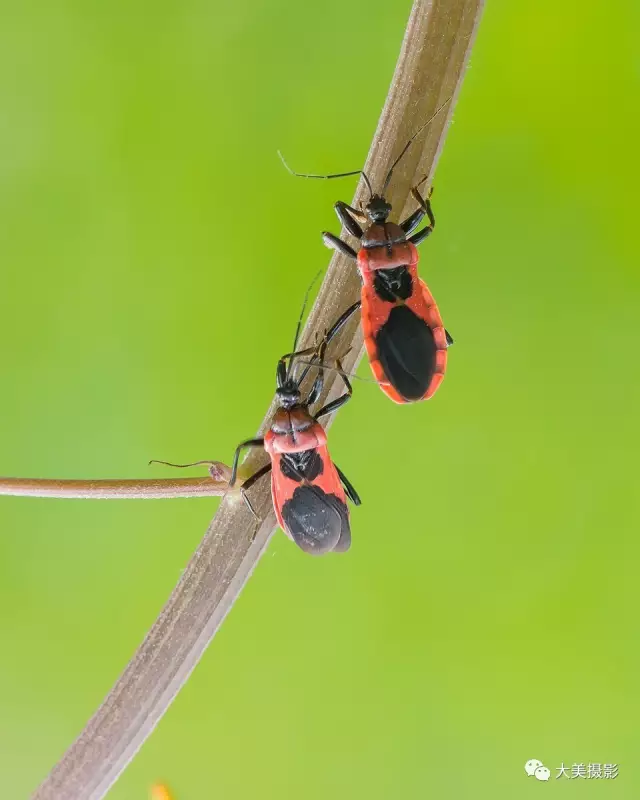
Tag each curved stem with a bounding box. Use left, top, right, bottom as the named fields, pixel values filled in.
left=32, top=1, right=485, bottom=797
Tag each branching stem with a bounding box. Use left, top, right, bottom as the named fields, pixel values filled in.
left=31, top=1, right=485, bottom=796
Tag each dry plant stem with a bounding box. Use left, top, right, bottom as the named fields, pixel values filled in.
left=32, top=1, right=484, bottom=797
left=0, top=476, right=228, bottom=500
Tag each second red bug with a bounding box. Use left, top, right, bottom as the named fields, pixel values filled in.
left=281, top=109, right=453, bottom=404
left=228, top=338, right=360, bottom=554
left=321, top=182, right=451, bottom=404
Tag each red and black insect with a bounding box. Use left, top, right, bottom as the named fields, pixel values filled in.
left=227, top=339, right=360, bottom=554
left=151, top=285, right=359, bottom=555
left=280, top=109, right=453, bottom=405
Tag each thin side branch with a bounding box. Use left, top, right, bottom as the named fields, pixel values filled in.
left=32, top=1, right=485, bottom=797
left=0, top=475, right=229, bottom=500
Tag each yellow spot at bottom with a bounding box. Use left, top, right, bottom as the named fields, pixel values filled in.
left=150, top=784, right=174, bottom=800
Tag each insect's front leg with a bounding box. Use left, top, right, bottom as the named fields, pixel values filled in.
left=334, top=200, right=366, bottom=238
left=322, top=232, right=357, bottom=260
left=406, top=187, right=436, bottom=246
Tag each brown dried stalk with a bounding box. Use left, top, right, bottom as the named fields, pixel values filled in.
left=0, top=472, right=231, bottom=500
left=31, top=0, right=484, bottom=796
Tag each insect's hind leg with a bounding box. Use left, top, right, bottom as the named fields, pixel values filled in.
left=239, top=462, right=272, bottom=521
left=306, top=306, right=360, bottom=411
left=335, top=464, right=361, bottom=506
left=313, top=357, right=352, bottom=421
left=323, top=301, right=361, bottom=350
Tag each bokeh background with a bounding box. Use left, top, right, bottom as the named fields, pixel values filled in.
left=1, top=0, right=638, bottom=797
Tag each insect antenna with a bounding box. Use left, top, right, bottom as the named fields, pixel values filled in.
left=278, top=150, right=373, bottom=199
left=149, top=459, right=220, bottom=470
left=287, top=270, right=322, bottom=380
left=295, top=358, right=388, bottom=387
left=381, top=96, right=453, bottom=195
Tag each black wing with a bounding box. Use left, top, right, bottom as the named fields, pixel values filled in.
left=281, top=484, right=351, bottom=555
left=375, top=304, right=437, bottom=401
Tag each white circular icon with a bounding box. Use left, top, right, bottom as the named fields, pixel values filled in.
left=525, top=759, right=544, bottom=777
left=535, top=766, right=551, bottom=782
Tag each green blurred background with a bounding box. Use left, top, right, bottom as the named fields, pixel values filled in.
left=1, top=0, right=638, bottom=797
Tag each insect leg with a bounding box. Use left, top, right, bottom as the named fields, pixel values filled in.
left=306, top=354, right=326, bottom=406
left=277, top=345, right=321, bottom=387
left=322, top=232, right=357, bottom=260
left=314, top=357, right=352, bottom=420
left=239, top=462, right=273, bottom=520
left=240, top=462, right=272, bottom=493
left=400, top=207, right=426, bottom=235
left=407, top=187, right=436, bottom=245
left=334, top=201, right=365, bottom=238
left=323, top=301, right=361, bottom=350
left=334, top=464, right=361, bottom=506
left=314, top=390, right=351, bottom=421
left=409, top=226, right=434, bottom=246
left=230, top=438, right=265, bottom=488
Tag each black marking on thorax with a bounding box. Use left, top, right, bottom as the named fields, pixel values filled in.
left=280, top=448, right=324, bottom=483
left=373, top=266, right=413, bottom=303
